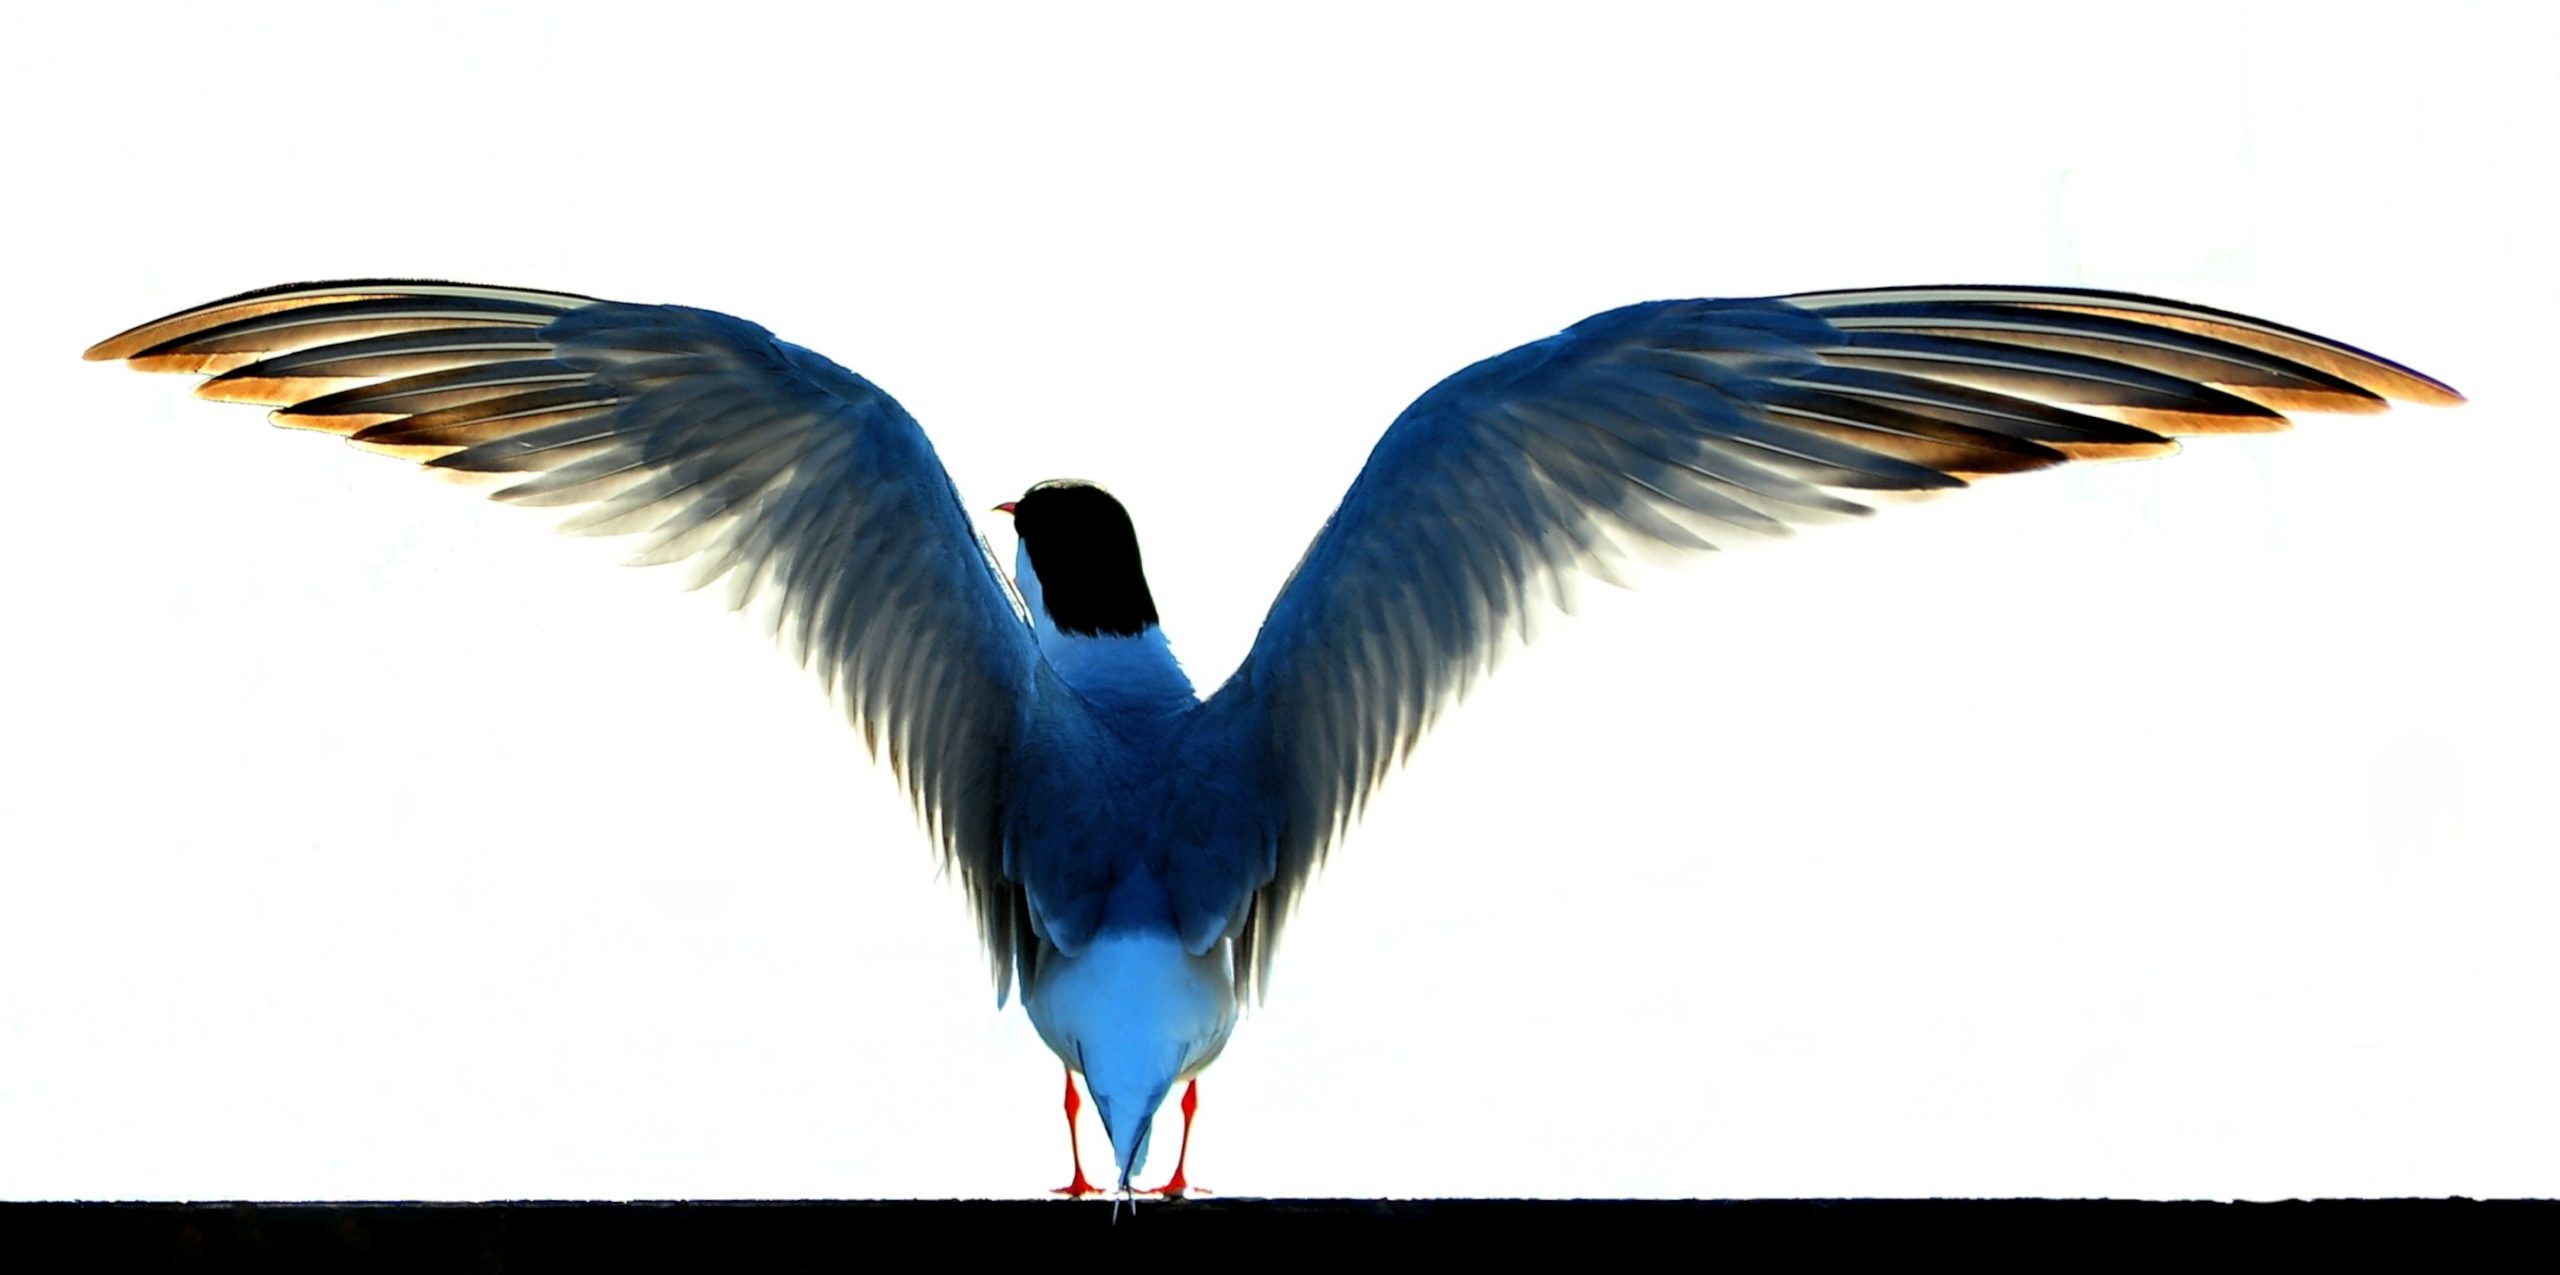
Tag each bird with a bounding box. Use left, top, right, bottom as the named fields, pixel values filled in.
left=88, top=279, right=2461, bottom=1197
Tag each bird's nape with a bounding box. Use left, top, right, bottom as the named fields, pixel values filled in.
left=1001, top=479, right=1161, bottom=639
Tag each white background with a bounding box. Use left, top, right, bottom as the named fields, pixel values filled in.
left=3, top=2, right=2552, bottom=1199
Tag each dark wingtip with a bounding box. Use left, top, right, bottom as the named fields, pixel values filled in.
left=87, top=279, right=603, bottom=366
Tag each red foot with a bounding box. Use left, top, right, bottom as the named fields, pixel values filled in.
left=1142, top=1078, right=1201, bottom=1197
left=1053, top=1068, right=1104, bottom=1197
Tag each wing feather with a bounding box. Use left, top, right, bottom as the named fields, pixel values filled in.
left=92, top=280, right=1044, bottom=997
left=1196, top=284, right=2459, bottom=1000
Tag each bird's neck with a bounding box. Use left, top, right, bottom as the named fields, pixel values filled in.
left=1017, top=543, right=1197, bottom=715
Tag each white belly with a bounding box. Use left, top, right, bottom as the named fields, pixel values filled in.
left=1023, top=929, right=1241, bottom=1181
left=1025, top=929, right=1239, bottom=1084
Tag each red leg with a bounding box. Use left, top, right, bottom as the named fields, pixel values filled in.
left=1145, top=1078, right=1200, bottom=1197
left=1053, top=1068, right=1101, bottom=1197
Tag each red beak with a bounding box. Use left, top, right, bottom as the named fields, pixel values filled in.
left=994, top=501, right=1017, bottom=515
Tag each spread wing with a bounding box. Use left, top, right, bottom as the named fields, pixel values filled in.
left=1195, top=284, right=2461, bottom=997
left=89, top=280, right=1045, bottom=995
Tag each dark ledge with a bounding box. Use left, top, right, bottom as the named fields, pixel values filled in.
left=2, top=1198, right=2548, bottom=1268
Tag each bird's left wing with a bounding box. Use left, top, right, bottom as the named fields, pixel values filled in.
left=89, top=280, right=1045, bottom=994
left=1192, top=285, right=2461, bottom=998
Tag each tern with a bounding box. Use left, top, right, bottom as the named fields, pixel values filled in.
left=89, top=280, right=2459, bottom=1196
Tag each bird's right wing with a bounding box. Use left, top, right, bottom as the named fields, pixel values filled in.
left=1194, top=285, right=2460, bottom=997
left=89, top=281, right=1046, bottom=995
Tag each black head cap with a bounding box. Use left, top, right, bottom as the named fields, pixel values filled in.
left=1008, top=480, right=1160, bottom=638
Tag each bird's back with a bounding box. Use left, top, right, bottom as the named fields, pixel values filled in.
left=1006, top=688, right=1251, bottom=1184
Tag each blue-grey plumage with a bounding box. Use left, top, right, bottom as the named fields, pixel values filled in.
left=999, top=499, right=1243, bottom=1187
left=87, top=278, right=2461, bottom=1194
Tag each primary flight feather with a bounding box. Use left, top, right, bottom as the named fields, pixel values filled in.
left=88, top=279, right=2460, bottom=1195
